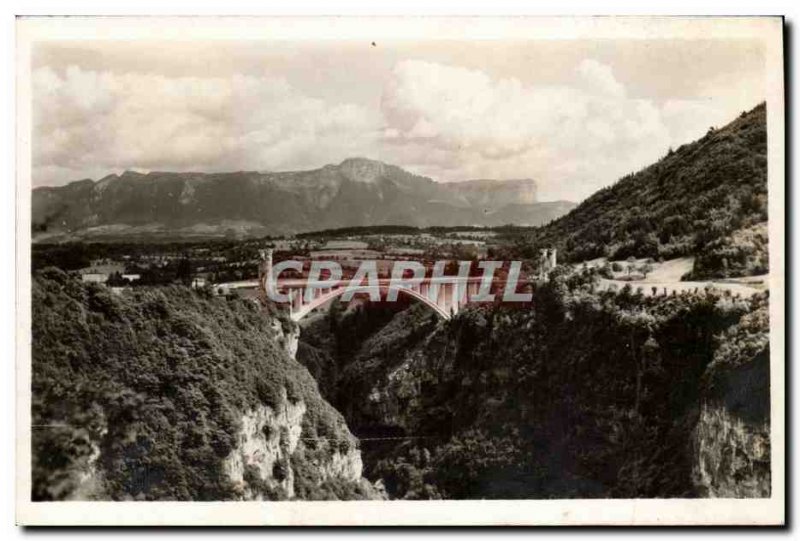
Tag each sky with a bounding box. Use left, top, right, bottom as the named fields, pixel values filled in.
left=31, top=39, right=765, bottom=201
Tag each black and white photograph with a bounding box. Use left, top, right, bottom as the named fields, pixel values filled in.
left=13, top=15, right=785, bottom=526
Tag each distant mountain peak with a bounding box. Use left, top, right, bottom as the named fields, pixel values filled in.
left=336, top=157, right=387, bottom=183
left=95, top=170, right=145, bottom=186
left=338, top=157, right=384, bottom=166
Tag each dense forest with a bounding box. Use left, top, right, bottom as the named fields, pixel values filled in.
left=510, top=103, right=768, bottom=280
left=31, top=269, right=373, bottom=501
left=299, top=268, right=771, bottom=499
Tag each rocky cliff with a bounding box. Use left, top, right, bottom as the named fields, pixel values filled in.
left=223, top=387, right=365, bottom=500
left=692, top=404, right=770, bottom=497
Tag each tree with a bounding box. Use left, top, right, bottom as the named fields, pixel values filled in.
left=177, top=257, right=193, bottom=286
left=626, top=256, right=636, bottom=276
left=107, top=271, right=127, bottom=287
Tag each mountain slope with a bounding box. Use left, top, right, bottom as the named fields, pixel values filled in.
left=527, top=103, right=768, bottom=279
left=32, top=159, right=575, bottom=241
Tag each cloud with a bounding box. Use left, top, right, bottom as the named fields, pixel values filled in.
left=576, top=59, right=626, bottom=98
left=378, top=59, right=763, bottom=200
left=32, top=66, right=380, bottom=184
left=379, top=59, right=683, bottom=200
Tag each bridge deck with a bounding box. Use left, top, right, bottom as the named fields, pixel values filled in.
left=216, top=276, right=520, bottom=290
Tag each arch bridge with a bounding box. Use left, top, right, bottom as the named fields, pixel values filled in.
left=272, top=275, right=486, bottom=321
left=256, top=250, right=533, bottom=322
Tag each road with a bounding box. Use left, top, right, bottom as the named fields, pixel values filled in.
left=587, top=257, right=767, bottom=298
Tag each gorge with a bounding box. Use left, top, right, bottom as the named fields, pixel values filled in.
left=295, top=272, right=771, bottom=499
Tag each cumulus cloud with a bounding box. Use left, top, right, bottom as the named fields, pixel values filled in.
left=576, top=59, right=626, bottom=98
left=378, top=59, right=730, bottom=200
left=32, top=66, right=381, bottom=184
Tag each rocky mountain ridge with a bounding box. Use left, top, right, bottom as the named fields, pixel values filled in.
left=32, top=158, right=574, bottom=241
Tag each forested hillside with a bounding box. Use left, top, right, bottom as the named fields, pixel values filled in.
left=524, top=104, right=768, bottom=279
left=32, top=269, right=374, bottom=501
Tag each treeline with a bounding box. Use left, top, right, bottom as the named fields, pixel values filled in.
left=32, top=240, right=251, bottom=272
left=517, top=103, right=768, bottom=279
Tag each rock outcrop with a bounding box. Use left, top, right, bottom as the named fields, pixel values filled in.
left=692, top=403, right=770, bottom=497
left=224, top=387, right=364, bottom=500
left=272, top=319, right=300, bottom=360
left=692, top=303, right=771, bottom=497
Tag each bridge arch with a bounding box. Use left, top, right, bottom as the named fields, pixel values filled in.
left=289, top=285, right=451, bottom=322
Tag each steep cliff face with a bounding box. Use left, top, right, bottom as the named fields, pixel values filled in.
left=362, top=353, right=429, bottom=432
left=692, top=404, right=770, bottom=497
left=224, top=388, right=307, bottom=499
left=272, top=319, right=300, bottom=360
left=692, top=302, right=771, bottom=497
left=224, top=387, right=365, bottom=500
left=332, top=304, right=440, bottom=432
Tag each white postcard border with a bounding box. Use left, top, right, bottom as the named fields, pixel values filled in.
left=15, top=15, right=786, bottom=526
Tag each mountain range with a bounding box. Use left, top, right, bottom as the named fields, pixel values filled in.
left=32, top=158, right=573, bottom=241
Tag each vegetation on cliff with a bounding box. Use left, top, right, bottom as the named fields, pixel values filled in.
left=32, top=269, right=367, bottom=501
left=308, top=268, right=770, bottom=499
